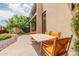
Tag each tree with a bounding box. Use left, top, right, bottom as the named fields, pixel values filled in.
left=31, top=16, right=36, bottom=31
left=6, top=15, right=30, bottom=33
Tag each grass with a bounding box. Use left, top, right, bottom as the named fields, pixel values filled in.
left=0, top=33, right=11, bottom=41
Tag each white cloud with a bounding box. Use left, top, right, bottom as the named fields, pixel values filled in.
left=8, top=3, right=33, bottom=17
left=0, top=10, right=15, bottom=20
left=0, top=3, right=34, bottom=21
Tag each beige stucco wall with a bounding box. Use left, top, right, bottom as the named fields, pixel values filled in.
left=36, top=3, right=43, bottom=33
left=42, top=3, right=72, bottom=35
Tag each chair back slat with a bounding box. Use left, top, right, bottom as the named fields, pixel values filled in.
left=47, top=32, right=61, bottom=45
left=53, top=35, right=73, bottom=56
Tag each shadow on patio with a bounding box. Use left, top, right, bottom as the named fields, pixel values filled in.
left=32, top=41, right=41, bottom=56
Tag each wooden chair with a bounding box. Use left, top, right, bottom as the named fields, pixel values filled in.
left=47, top=32, right=61, bottom=45
left=41, top=35, right=73, bottom=56
left=31, top=31, right=37, bottom=42
left=44, top=32, right=52, bottom=45
left=31, top=31, right=37, bottom=34
left=51, top=32, right=61, bottom=37
left=45, top=32, right=51, bottom=35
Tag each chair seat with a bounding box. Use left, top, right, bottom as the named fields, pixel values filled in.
left=31, top=31, right=37, bottom=34
left=42, top=44, right=67, bottom=56
left=47, top=40, right=54, bottom=45
left=51, top=32, right=59, bottom=36
left=41, top=35, right=73, bottom=56
left=42, top=45, right=54, bottom=56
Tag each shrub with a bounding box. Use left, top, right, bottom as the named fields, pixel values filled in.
left=71, top=4, right=79, bottom=53
left=0, top=33, right=11, bottom=41
left=0, top=26, right=8, bottom=34
left=72, top=37, right=79, bottom=52
left=31, top=16, right=36, bottom=31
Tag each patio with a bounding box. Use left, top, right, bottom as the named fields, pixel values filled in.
left=0, top=34, right=40, bottom=56
left=0, top=34, right=76, bottom=56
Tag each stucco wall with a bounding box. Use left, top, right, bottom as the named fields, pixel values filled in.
left=36, top=3, right=43, bottom=33
left=43, top=3, right=72, bottom=35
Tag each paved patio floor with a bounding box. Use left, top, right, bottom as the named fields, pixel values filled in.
left=0, top=35, right=39, bottom=56
left=0, top=34, right=76, bottom=56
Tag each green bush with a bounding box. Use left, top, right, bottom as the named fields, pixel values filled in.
left=72, top=37, right=79, bottom=52
left=31, top=16, right=36, bottom=31
left=6, top=15, right=30, bottom=33
left=0, top=33, right=11, bottom=41
left=71, top=11, right=79, bottom=36
left=0, top=26, right=8, bottom=34
left=71, top=3, right=79, bottom=53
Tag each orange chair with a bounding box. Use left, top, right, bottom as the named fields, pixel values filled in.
left=31, top=31, right=37, bottom=34
left=41, top=35, right=73, bottom=56
left=47, top=32, right=61, bottom=45
left=31, top=31, right=37, bottom=41
left=51, top=32, right=61, bottom=37
left=45, top=32, right=51, bottom=35
left=44, top=32, right=52, bottom=44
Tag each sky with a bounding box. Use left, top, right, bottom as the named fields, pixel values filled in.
left=0, top=3, right=34, bottom=26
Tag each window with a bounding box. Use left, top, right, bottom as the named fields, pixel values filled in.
left=42, top=11, right=46, bottom=33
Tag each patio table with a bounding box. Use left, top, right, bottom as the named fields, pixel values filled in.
left=30, top=34, right=56, bottom=53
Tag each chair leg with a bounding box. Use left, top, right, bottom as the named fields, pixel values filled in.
left=65, top=52, right=68, bottom=56
left=41, top=52, right=43, bottom=56
left=41, top=49, right=45, bottom=56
